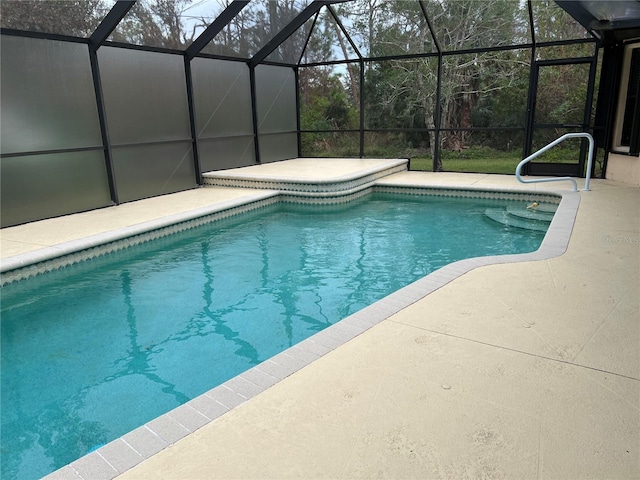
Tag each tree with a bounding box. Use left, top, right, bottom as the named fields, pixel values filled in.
left=109, top=0, right=199, bottom=49
left=350, top=0, right=534, bottom=166
left=0, top=0, right=109, bottom=37
left=205, top=0, right=314, bottom=60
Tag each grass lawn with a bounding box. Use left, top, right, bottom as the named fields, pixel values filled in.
left=410, top=148, right=522, bottom=174
left=411, top=156, right=521, bottom=174
left=409, top=145, right=595, bottom=175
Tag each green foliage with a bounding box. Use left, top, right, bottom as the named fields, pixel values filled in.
left=302, top=0, right=595, bottom=176
left=364, top=132, right=431, bottom=158
left=300, top=71, right=358, bottom=131
left=411, top=154, right=521, bottom=175
left=0, top=0, right=109, bottom=37
left=300, top=64, right=360, bottom=158
left=301, top=132, right=360, bottom=157
left=1, top=0, right=597, bottom=176
left=410, top=144, right=589, bottom=174
left=109, top=0, right=192, bottom=48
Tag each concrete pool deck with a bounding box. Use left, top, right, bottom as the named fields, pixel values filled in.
left=1, top=159, right=638, bottom=479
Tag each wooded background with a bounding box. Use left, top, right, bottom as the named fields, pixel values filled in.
left=2, top=0, right=598, bottom=173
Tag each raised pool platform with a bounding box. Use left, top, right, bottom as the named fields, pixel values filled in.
left=1, top=159, right=638, bottom=480
left=202, top=157, right=409, bottom=194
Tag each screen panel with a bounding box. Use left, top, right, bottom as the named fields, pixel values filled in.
left=301, top=132, right=359, bottom=157
left=203, top=1, right=311, bottom=58
left=191, top=58, right=253, bottom=139
left=0, top=36, right=103, bottom=155
left=111, top=142, right=196, bottom=202
left=198, top=136, right=255, bottom=172
left=331, top=1, right=436, bottom=58
left=363, top=131, right=428, bottom=159
left=364, top=58, right=437, bottom=130
left=425, top=0, right=532, bottom=51
left=98, top=47, right=191, bottom=145
left=258, top=133, right=297, bottom=163
left=534, top=63, right=591, bottom=126
left=441, top=50, right=530, bottom=130
left=255, top=65, right=297, bottom=134
left=437, top=129, right=523, bottom=174
left=532, top=0, right=592, bottom=42
left=108, top=0, right=226, bottom=50
left=1, top=151, right=111, bottom=227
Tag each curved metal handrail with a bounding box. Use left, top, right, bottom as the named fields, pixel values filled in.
left=515, top=132, right=594, bottom=192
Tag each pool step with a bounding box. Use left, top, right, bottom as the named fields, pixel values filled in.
left=505, top=205, right=556, bottom=222
left=484, top=205, right=555, bottom=232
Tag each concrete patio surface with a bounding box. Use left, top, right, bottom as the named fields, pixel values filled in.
left=1, top=161, right=638, bottom=479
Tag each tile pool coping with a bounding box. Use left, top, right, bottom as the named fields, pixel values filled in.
left=3, top=182, right=580, bottom=480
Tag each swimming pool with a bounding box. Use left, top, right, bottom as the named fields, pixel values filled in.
left=1, top=190, right=558, bottom=479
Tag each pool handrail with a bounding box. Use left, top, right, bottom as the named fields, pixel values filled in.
left=515, top=132, right=594, bottom=192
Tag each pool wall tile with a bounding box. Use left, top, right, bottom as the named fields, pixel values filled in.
left=390, top=285, right=426, bottom=304
left=121, top=426, right=169, bottom=458
left=68, top=452, right=118, bottom=480
left=224, top=375, right=266, bottom=399
left=167, top=404, right=211, bottom=432
left=205, top=385, right=248, bottom=408
left=410, top=277, right=450, bottom=296
left=340, top=313, right=380, bottom=330
left=187, top=393, right=230, bottom=419
left=360, top=300, right=401, bottom=319
left=41, top=465, right=82, bottom=480
left=459, top=257, right=492, bottom=269
left=294, top=338, right=333, bottom=357
left=268, top=351, right=308, bottom=373
left=284, top=344, right=321, bottom=364
left=240, top=367, right=281, bottom=390
left=96, top=439, right=144, bottom=474
left=146, top=415, right=191, bottom=445
left=304, top=329, right=346, bottom=350
left=325, top=320, right=367, bottom=340
left=431, top=266, right=467, bottom=282
left=375, top=294, right=412, bottom=312
left=255, top=358, right=299, bottom=380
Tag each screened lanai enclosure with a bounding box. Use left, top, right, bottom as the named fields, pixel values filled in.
left=1, top=0, right=637, bottom=227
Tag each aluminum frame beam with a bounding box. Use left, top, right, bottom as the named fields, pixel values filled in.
left=250, top=1, right=335, bottom=67
left=185, top=1, right=250, bottom=61
left=89, top=1, right=135, bottom=47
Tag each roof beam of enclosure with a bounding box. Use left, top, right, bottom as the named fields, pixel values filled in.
left=554, top=1, right=594, bottom=32
left=419, top=0, right=441, bottom=172
left=250, top=1, right=340, bottom=67
left=528, top=0, right=536, bottom=45
left=296, top=11, right=321, bottom=65
left=89, top=1, right=135, bottom=47
left=419, top=0, right=441, bottom=54
left=185, top=0, right=250, bottom=61
left=326, top=4, right=362, bottom=59
left=556, top=0, right=624, bottom=38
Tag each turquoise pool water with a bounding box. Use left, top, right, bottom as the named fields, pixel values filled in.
left=0, top=193, right=550, bottom=479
